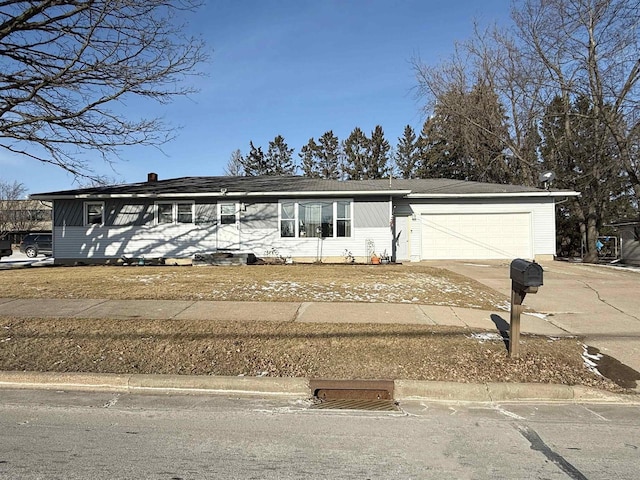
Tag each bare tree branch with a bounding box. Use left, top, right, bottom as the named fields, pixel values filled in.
left=0, top=0, right=208, bottom=182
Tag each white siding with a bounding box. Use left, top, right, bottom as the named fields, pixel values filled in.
left=54, top=224, right=219, bottom=259
left=53, top=225, right=392, bottom=262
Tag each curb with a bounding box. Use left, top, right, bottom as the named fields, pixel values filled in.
left=0, top=371, right=637, bottom=404
left=0, top=371, right=308, bottom=398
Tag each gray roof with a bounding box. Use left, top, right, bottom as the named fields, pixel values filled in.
left=31, top=175, right=577, bottom=199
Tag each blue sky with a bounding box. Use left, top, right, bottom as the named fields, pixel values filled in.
left=2, top=0, right=511, bottom=194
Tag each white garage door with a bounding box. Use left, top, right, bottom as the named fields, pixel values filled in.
left=421, top=213, right=532, bottom=260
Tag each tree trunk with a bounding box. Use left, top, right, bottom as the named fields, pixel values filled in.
left=582, top=208, right=600, bottom=264
left=573, top=198, right=600, bottom=264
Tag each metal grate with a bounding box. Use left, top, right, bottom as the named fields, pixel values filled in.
left=310, top=398, right=400, bottom=411
left=308, top=379, right=398, bottom=411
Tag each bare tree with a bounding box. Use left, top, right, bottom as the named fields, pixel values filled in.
left=413, top=34, right=540, bottom=186
left=0, top=180, right=28, bottom=237
left=513, top=0, right=639, bottom=261
left=414, top=0, right=640, bottom=262
left=224, top=149, right=244, bottom=176
left=0, top=1, right=207, bottom=181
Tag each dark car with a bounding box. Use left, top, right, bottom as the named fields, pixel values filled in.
left=19, top=233, right=53, bottom=258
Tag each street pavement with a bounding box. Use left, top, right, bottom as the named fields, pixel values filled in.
left=1, top=258, right=639, bottom=401
left=2, top=389, right=640, bottom=479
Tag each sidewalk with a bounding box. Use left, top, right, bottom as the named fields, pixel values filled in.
left=0, top=297, right=567, bottom=335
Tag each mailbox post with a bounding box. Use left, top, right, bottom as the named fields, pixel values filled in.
left=509, top=259, right=543, bottom=358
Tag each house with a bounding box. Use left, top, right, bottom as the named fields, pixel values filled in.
left=0, top=199, right=52, bottom=244
left=29, top=174, right=579, bottom=264
left=607, top=220, right=640, bottom=266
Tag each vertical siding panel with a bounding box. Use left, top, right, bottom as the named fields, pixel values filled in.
left=354, top=199, right=390, bottom=228
left=53, top=200, right=83, bottom=226
left=110, top=200, right=153, bottom=226
left=243, top=202, right=277, bottom=229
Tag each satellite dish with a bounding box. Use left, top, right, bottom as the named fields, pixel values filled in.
left=538, top=171, right=556, bottom=183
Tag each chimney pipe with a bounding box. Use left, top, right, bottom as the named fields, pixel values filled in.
left=147, top=172, right=158, bottom=183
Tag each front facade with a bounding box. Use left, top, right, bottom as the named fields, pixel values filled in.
left=31, top=175, right=578, bottom=264
left=0, top=199, right=52, bottom=244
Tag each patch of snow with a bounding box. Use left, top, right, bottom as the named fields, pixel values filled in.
left=495, top=405, right=526, bottom=420
left=582, top=344, right=603, bottom=377
left=495, top=301, right=511, bottom=311
left=467, top=332, right=503, bottom=343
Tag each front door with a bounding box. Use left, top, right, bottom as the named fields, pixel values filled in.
left=394, top=216, right=409, bottom=261
left=217, top=202, right=240, bottom=249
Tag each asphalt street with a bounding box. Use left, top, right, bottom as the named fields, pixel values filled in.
left=1, top=389, right=639, bottom=479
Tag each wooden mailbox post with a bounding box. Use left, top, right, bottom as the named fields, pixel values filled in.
left=509, top=259, right=544, bottom=358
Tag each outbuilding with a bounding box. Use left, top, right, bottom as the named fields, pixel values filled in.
left=607, top=220, right=640, bottom=266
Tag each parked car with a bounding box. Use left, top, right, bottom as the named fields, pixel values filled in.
left=19, top=233, right=52, bottom=258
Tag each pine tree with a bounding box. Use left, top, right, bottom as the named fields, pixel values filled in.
left=300, top=131, right=342, bottom=179
left=342, top=127, right=369, bottom=180
left=395, top=125, right=419, bottom=178
left=265, top=135, right=296, bottom=175
left=367, top=125, right=390, bottom=179
left=316, top=131, right=342, bottom=179
left=300, top=138, right=320, bottom=178
left=241, top=141, right=268, bottom=176
left=415, top=83, right=510, bottom=182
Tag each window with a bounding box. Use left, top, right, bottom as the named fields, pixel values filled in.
left=157, top=203, right=173, bottom=224
left=155, top=202, right=194, bottom=224
left=280, top=202, right=295, bottom=237
left=220, top=203, right=237, bottom=225
left=85, top=202, right=104, bottom=226
left=336, top=201, right=351, bottom=237
left=177, top=203, right=193, bottom=224
left=279, top=200, right=352, bottom=238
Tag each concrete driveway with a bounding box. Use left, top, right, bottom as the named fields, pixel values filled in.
left=426, top=260, right=640, bottom=373
left=0, top=250, right=53, bottom=269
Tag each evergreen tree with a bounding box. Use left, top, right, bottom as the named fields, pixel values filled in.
left=265, top=135, right=296, bottom=175
left=366, top=125, right=390, bottom=179
left=342, top=127, right=369, bottom=180
left=416, top=83, right=511, bottom=183
left=316, top=131, right=342, bottom=179
left=241, top=141, right=267, bottom=176
left=540, top=95, right=626, bottom=262
left=416, top=115, right=463, bottom=179
left=395, top=125, right=419, bottom=179
left=300, top=131, right=342, bottom=179
left=300, top=138, right=320, bottom=178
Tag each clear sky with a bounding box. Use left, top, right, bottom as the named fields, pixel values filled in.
left=2, top=0, right=512, bottom=194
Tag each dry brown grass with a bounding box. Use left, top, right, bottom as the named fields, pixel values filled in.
left=2, top=263, right=508, bottom=309
left=0, top=316, right=621, bottom=391
left=2, top=263, right=627, bottom=391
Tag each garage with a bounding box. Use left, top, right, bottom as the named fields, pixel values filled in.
left=421, top=212, right=533, bottom=260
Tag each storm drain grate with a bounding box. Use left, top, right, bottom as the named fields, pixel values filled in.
left=309, top=379, right=398, bottom=411
left=311, top=398, right=399, bottom=411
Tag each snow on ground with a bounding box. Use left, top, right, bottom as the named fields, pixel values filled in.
left=115, top=269, right=507, bottom=309
left=582, top=343, right=603, bottom=377
left=466, top=332, right=504, bottom=343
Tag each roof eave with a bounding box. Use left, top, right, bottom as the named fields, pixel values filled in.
left=30, top=190, right=413, bottom=200
left=406, top=191, right=580, bottom=199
